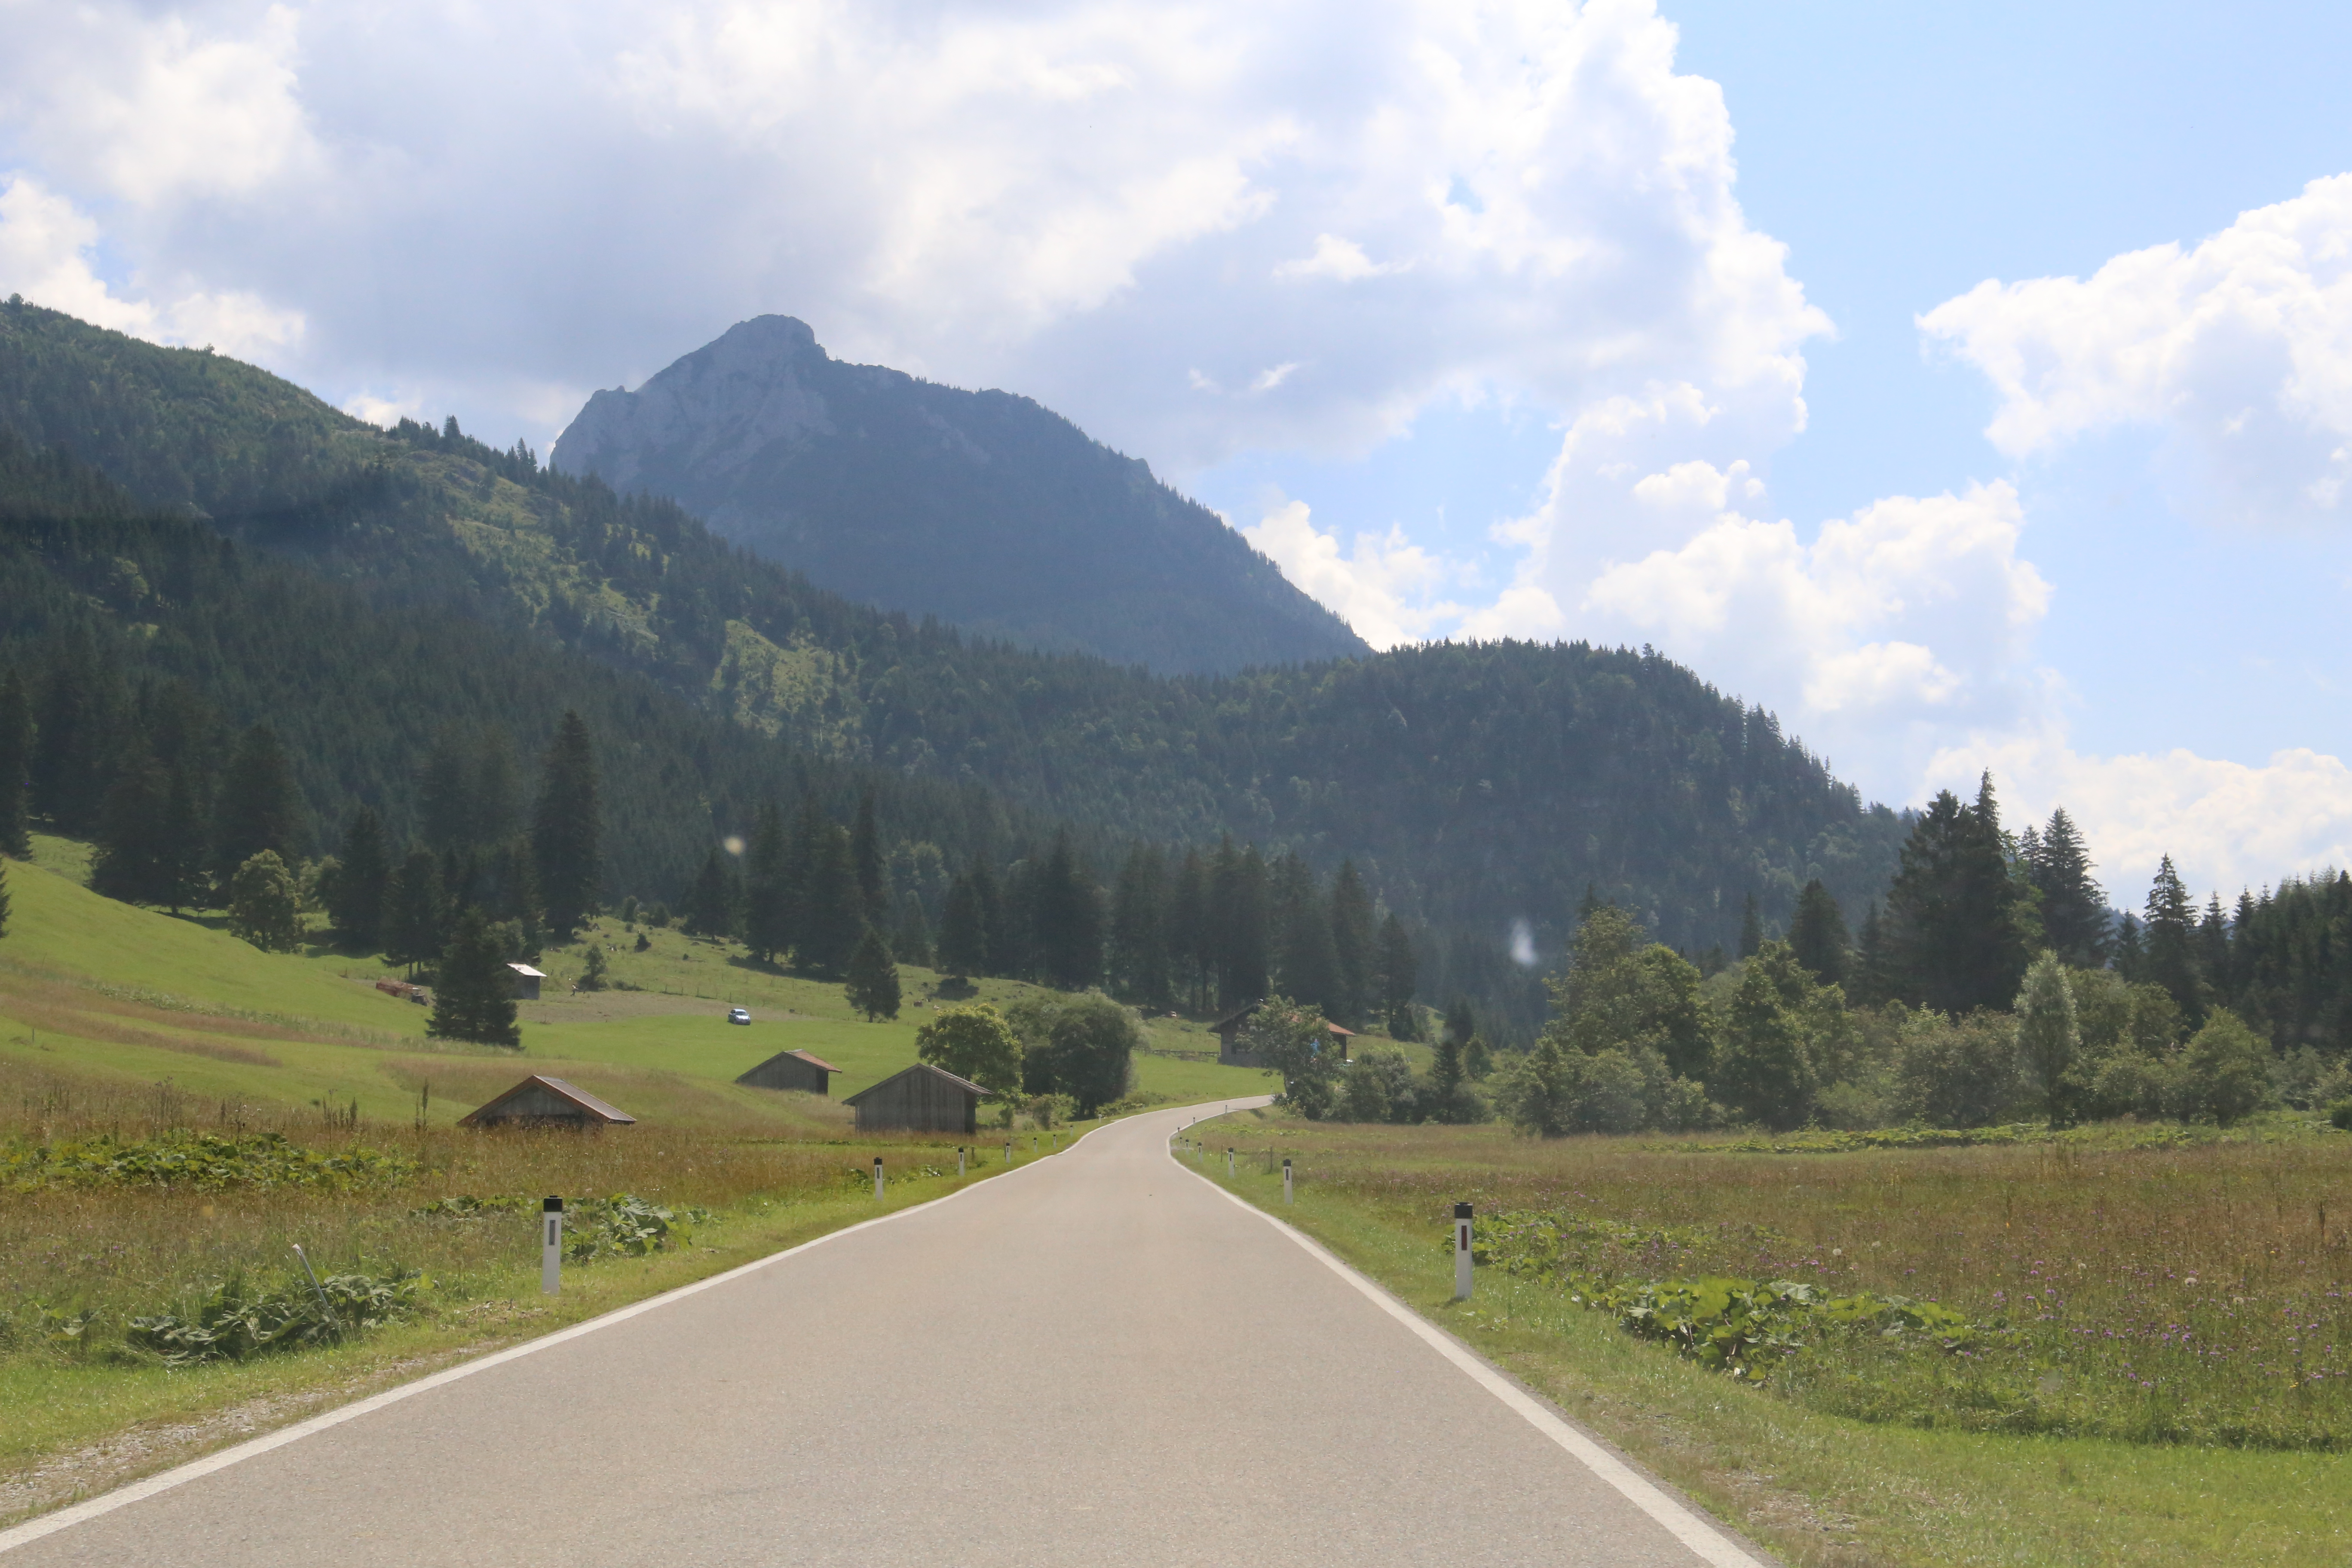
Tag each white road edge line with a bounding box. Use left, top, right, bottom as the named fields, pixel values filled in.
left=1178, top=1138, right=1768, bottom=1568
left=0, top=1105, right=1161, bottom=1556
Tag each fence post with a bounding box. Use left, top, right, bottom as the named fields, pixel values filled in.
left=873, top=1157, right=884, bottom=1200
left=1283, top=1158, right=1293, bottom=1205
left=1454, top=1202, right=1474, bottom=1301
left=541, top=1197, right=563, bottom=1295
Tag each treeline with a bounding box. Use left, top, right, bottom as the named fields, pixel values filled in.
left=1371, top=776, right=2351, bottom=1137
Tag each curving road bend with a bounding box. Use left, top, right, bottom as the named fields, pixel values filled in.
left=1, top=1100, right=1764, bottom=1567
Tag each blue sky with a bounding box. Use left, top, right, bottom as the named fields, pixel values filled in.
left=3, top=0, right=2349, bottom=899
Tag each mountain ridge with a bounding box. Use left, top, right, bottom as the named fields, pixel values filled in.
left=551, top=316, right=1370, bottom=675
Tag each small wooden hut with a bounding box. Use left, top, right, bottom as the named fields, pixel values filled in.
left=1212, top=1000, right=1354, bottom=1068
left=459, top=1075, right=636, bottom=1130
left=842, top=1063, right=989, bottom=1133
left=506, top=963, right=546, bottom=1001
left=735, top=1048, right=843, bottom=1096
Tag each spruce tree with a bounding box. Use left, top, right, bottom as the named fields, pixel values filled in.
left=1271, top=853, right=1338, bottom=1014
left=0, top=668, right=30, bottom=858
left=211, top=724, right=302, bottom=890
left=1786, top=879, right=1850, bottom=986
left=1210, top=839, right=1271, bottom=1007
left=0, top=858, right=10, bottom=939
left=1737, top=894, right=1762, bottom=959
left=1444, top=997, right=1476, bottom=1050
left=1328, top=861, right=1376, bottom=1027
left=851, top=790, right=887, bottom=923
left=2141, top=856, right=2203, bottom=1020
left=31, top=634, right=120, bottom=837
left=893, top=897, right=935, bottom=968
left=156, top=763, right=206, bottom=913
left=2198, top=894, right=2232, bottom=1011
left=1167, top=849, right=1210, bottom=1010
left=845, top=928, right=901, bottom=1020
left=330, top=807, right=391, bottom=949
left=1032, top=831, right=1105, bottom=990
left=91, top=754, right=175, bottom=906
left=530, top=711, right=600, bottom=935
left=1881, top=778, right=2034, bottom=1013
left=382, top=849, right=448, bottom=972
left=430, top=906, right=521, bottom=1047
left=799, top=824, right=867, bottom=977
left=1109, top=844, right=1170, bottom=1007
left=683, top=847, right=737, bottom=937
left=742, top=802, right=791, bottom=964
left=2027, top=808, right=2110, bottom=966
left=938, top=870, right=989, bottom=976
left=1377, top=912, right=1418, bottom=1038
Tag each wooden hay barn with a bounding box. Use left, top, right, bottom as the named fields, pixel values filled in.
left=506, top=963, right=546, bottom=1001
left=1212, top=1001, right=1353, bottom=1068
left=735, top=1049, right=842, bottom=1096
left=459, top=1075, right=637, bottom=1130
left=842, top=1063, right=989, bottom=1134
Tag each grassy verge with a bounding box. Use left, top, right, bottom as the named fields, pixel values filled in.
left=1183, top=1112, right=2352, bottom=1568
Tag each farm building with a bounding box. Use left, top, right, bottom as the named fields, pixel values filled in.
left=1212, top=1001, right=1354, bottom=1068
left=735, top=1049, right=842, bottom=1096
left=842, top=1063, right=990, bottom=1133
left=458, top=1075, right=637, bottom=1130
left=506, top=963, right=546, bottom=1001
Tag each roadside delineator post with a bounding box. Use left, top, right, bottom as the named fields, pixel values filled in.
left=1454, top=1202, right=1474, bottom=1301
left=958, top=1146, right=966, bottom=1177
left=873, top=1156, right=884, bottom=1200
left=541, top=1197, right=563, bottom=1295
left=1227, top=1147, right=1234, bottom=1177
left=1005, top=1138, right=1013, bottom=1167
left=1283, top=1158, right=1293, bottom=1205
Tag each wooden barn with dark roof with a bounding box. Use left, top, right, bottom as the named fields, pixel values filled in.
left=734, top=1049, right=843, bottom=1096
left=1212, top=1000, right=1354, bottom=1069
left=458, top=1075, right=637, bottom=1130
left=842, top=1063, right=990, bottom=1133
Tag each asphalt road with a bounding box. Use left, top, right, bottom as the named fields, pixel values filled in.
left=2, top=1101, right=1763, bottom=1567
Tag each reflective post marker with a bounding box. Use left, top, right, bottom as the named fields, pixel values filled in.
left=1227, top=1147, right=1234, bottom=1178
left=1283, top=1158, right=1293, bottom=1205
left=873, top=1157, right=884, bottom=1200
left=958, top=1146, right=966, bottom=1177
left=541, top=1197, right=563, bottom=1295
left=1005, top=1139, right=1013, bottom=1167
left=1454, top=1203, right=1475, bottom=1301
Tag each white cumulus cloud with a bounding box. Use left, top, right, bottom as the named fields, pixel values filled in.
left=1242, top=494, right=1461, bottom=650
left=1920, top=172, right=2352, bottom=525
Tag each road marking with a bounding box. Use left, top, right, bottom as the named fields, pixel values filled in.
left=1180, top=1142, right=1769, bottom=1568
left=0, top=1111, right=1150, bottom=1556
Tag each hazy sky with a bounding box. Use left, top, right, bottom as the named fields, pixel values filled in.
left=3, top=0, right=2347, bottom=906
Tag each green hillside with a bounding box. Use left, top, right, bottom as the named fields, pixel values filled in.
left=0, top=840, right=1268, bottom=1127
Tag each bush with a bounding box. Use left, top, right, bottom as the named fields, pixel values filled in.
left=226, top=850, right=303, bottom=952
left=2176, top=1010, right=2275, bottom=1125
left=2330, top=1097, right=2352, bottom=1131
left=1893, top=1011, right=2021, bottom=1128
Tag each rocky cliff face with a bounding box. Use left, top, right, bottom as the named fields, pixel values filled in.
left=551, top=317, right=1368, bottom=674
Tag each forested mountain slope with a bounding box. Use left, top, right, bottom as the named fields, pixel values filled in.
left=548, top=315, right=1368, bottom=674
left=0, top=300, right=1906, bottom=1033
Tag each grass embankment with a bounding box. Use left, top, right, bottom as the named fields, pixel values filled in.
left=1185, top=1112, right=2352, bottom=1567
left=0, top=842, right=1267, bottom=1520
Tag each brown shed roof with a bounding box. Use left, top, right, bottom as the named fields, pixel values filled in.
left=841, top=1061, right=991, bottom=1106
left=458, top=1075, right=637, bottom=1127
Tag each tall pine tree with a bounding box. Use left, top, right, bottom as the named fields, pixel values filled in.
left=2141, top=855, right=2203, bottom=1020
left=742, top=802, right=792, bottom=964
left=1328, top=861, right=1376, bottom=1028
left=0, top=668, right=30, bottom=858
left=851, top=789, right=887, bottom=924
left=2025, top=807, right=2109, bottom=967
left=211, top=724, right=302, bottom=890
left=329, top=807, right=391, bottom=949
left=1109, top=843, right=1170, bottom=1007
left=1377, top=912, right=1418, bottom=1038
left=1032, top=831, right=1106, bottom=990
left=1881, top=776, right=2035, bottom=1013
left=530, top=711, right=600, bottom=935
left=683, top=847, right=738, bottom=937
left=430, top=906, right=521, bottom=1047
left=1786, top=879, right=1850, bottom=986
left=799, top=824, right=867, bottom=977
left=938, top=867, right=989, bottom=977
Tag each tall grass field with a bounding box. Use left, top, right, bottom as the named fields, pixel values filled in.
left=1191, top=1110, right=2352, bottom=1566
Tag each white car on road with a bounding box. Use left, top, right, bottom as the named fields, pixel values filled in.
left=727, top=1007, right=751, bottom=1025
